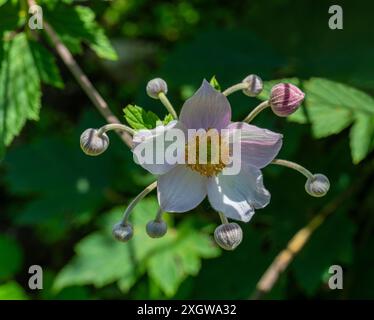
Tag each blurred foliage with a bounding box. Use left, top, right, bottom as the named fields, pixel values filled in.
left=0, top=0, right=373, bottom=300
left=54, top=198, right=219, bottom=298
left=44, top=2, right=118, bottom=60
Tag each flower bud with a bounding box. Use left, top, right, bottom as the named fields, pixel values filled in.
left=305, top=174, right=330, bottom=197
left=112, top=222, right=134, bottom=242
left=242, top=74, right=263, bottom=97
left=146, top=78, right=168, bottom=99
left=146, top=220, right=167, bottom=238
left=214, top=223, right=243, bottom=251
left=80, top=128, right=109, bottom=156
left=269, top=83, right=305, bottom=117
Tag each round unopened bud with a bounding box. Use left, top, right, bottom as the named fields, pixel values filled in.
left=80, top=128, right=109, bottom=156
left=305, top=174, right=330, bottom=197
left=269, top=83, right=305, bottom=117
left=214, top=223, right=243, bottom=251
left=112, top=222, right=133, bottom=242
left=146, top=78, right=168, bottom=99
left=146, top=220, right=167, bottom=238
left=242, top=74, right=263, bottom=97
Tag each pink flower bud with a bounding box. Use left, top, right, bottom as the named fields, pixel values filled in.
left=269, top=83, right=305, bottom=117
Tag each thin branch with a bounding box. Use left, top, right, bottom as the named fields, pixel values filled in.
left=243, top=100, right=269, bottom=123
left=271, top=159, right=313, bottom=179
left=250, top=199, right=339, bottom=300
left=120, top=181, right=158, bottom=225
left=250, top=162, right=374, bottom=300
left=27, top=0, right=132, bottom=147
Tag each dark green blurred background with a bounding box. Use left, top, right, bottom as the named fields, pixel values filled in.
left=0, top=0, right=373, bottom=299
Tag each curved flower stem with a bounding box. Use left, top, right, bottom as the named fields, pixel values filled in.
left=243, top=100, right=269, bottom=123
left=158, top=92, right=178, bottom=120
left=271, top=159, right=313, bottom=180
left=121, top=181, right=158, bottom=225
left=97, top=123, right=135, bottom=137
left=222, top=83, right=249, bottom=96
left=27, top=0, right=133, bottom=148
left=218, top=212, right=229, bottom=224
left=154, top=207, right=164, bottom=222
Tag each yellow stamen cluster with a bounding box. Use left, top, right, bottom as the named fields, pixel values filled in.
left=185, top=129, right=230, bottom=177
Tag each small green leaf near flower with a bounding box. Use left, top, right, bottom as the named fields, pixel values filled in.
left=163, top=113, right=174, bottom=125
left=209, top=75, right=221, bottom=91
left=123, top=104, right=161, bottom=129
left=53, top=198, right=220, bottom=297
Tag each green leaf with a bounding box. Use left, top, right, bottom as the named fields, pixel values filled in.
left=54, top=232, right=136, bottom=290
left=128, top=199, right=220, bottom=297
left=0, top=281, right=28, bottom=300
left=299, top=78, right=374, bottom=137
left=349, top=114, right=374, bottom=164
left=148, top=251, right=180, bottom=297
left=209, top=75, right=221, bottom=91
left=303, top=78, right=358, bottom=137
left=124, top=104, right=161, bottom=129
left=45, top=4, right=118, bottom=60
left=146, top=220, right=219, bottom=297
left=0, top=33, right=41, bottom=157
left=163, top=113, right=174, bottom=125
left=41, top=269, right=91, bottom=300
left=29, top=40, right=63, bottom=88
left=0, top=234, right=23, bottom=280
left=303, top=78, right=374, bottom=162
left=54, top=198, right=219, bottom=296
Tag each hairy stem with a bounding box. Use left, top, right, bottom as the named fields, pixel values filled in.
left=243, top=100, right=269, bottom=123
left=218, top=212, right=229, bottom=224
left=158, top=92, right=178, bottom=120
left=154, top=207, right=164, bottom=222
left=222, top=83, right=249, bottom=96
left=97, top=123, right=135, bottom=137
left=121, top=181, right=158, bottom=224
left=271, top=159, right=313, bottom=179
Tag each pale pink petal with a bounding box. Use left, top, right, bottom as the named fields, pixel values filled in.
left=227, top=122, right=282, bottom=169
left=180, top=80, right=231, bottom=130
left=132, top=121, right=186, bottom=175
left=158, top=165, right=207, bottom=212
left=207, top=162, right=270, bottom=222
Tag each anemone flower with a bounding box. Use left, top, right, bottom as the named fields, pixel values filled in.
left=132, top=80, right=283, bottom=222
